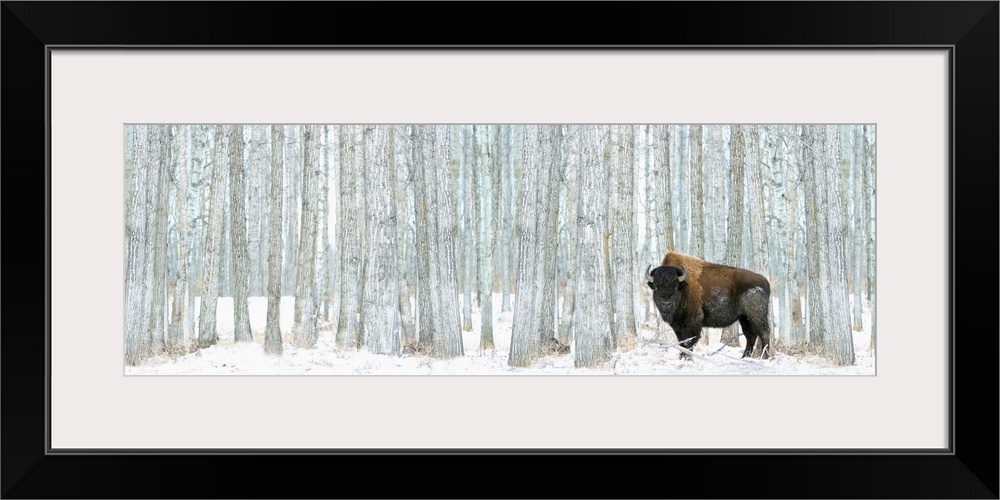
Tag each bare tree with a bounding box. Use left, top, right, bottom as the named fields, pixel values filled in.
left=336, top=125, right=364, bottom=349
left=282, top=125, right=301, bottom=294
left=499, top=125, right=514, bottom=313
left=187, top=125, right=209, bottom=341
left=461, top=125, right=476, bottom=331
left=863, top=124, right=876, bottom=349
left=538, top=125, right=562, bottom=352
left=148, top=125, right=170, bottom=354
left=317, top=127, right=331, bottom=321
left=292, top=126, right=321, bottom=348
left=414, top=126, right=435, bottom=355
left=656, top=125, right=674, bottom=250
left=690, top=125, right=705, bottom=257
left=264, top=125, right=285, bottom=356
left=851, top=125, right=865, bottom=332
left=413, top=125, right=464, bottom=358
left=818, top=125, right=856, bottom=365
left=125, top=125, right=153, bottom=365
left=557, top=125, right=579, bottom=345
left=477, top=125, right=496, bottom=350
left=168, top=125, right=189, bottom=353
left=608, top=125, right=637, bottom=351
left=395, top=126, right=417, bottom=350
left=229, top=125, right=253, bottom=343
left=431, top=124, right=464, bottom=358
left=801, top=125, right=855, bottom=364
left=783, top=125, right=807, bottom=344
left=360, top=125, right=401, bottom=355
left=247, top=125, right=268, bottom=297
left=721, top=125, right=746, bottom=346
left=573, top=125, right=613, bottom=368
left=509, top=126, right=544, bottom=367
left=198, top=126, right=228, bottom=349
left=676, top=125, right=690, bottom=250
left=804, top=125, right=823, bottom=350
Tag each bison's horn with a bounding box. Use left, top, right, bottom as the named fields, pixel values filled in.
left=645, top=265, right=654, bottom=283
left=677, top=264, right=687, bottom=282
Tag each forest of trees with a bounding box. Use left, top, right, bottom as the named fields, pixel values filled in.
left=124, top=124, right=876, bottom=369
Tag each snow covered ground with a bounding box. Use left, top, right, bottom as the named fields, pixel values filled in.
left=125, top=294, right=875, bottom=376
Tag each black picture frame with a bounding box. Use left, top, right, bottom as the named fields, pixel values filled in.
left=3, top=2, right=996, bottom=498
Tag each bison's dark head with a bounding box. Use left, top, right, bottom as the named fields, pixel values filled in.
left=646, top=264, right=688, bottom=324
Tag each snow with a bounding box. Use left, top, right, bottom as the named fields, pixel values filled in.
left=127, top=294, right=875, bottom=376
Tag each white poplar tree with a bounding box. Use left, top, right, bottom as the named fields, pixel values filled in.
left=263, top=125, right=284, bottom=356
left=359, top=125, right=401, bottom=355
left=573, top=125, right=613, bottom=368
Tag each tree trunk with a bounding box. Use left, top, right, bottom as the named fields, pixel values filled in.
left=851, top=125, right=865, bottom=332
left=292, top=126, right=321, bottom=348
left=317, top=127, right=330, bottom=321
left=148, top=125, right=170, bottom=355
left=477, top=125, right=496, bottom=350
left=187, top=125, right=208, bottom=343
left=329, top=127, right=341, bottom=331
left=359, top=126, right=401, bottom=355
left=608, top=125, right=637, bottom=351
left=573, top=125, right=613, bottom=368
left=264, top=125, right=285, bottom=356
left=198, top=126, right=228, bottom=348
left=491, top=126, right=503, bottom=291
left=538, top=125, right=562, bottom=351
left=500, top=125, right=513, bottom=313
left=125, top=125, right=153, bottom=365
left=863, top=125, right=876, bottom=349
left=429, top=125, right=465, bottom=358
left=247, top=125, right=267, bottom=297
left=220, top=199, right=231, bottom=299
left=282, top=126, right=301, bottom=295
left=690, top=125, right=705, bottom=257
left=412, top=125, right=464, bottom=358
left=783, top=126, right=807, bottom=343
left=721, top=125, right=746, bottom=346
left=336, top=125, right=365, bottom=349
left=228, top=125, right=253, bottom=343
left=804, top=125, right=823, bottom=348
left=557, top=125, right=579, bottom=345
left=657, top=125, right=674, bottom=251
left=396, top=126, right=417, bottom=351
left=509, top=126, right=545, bottom=367
left=676, top=125, right=690, bottom=250
left=414, top=125, right=435, bottom=354
left=461, top=126, right=476, bottom=331
left=820, top=126, right=856, bottom=365
left=508, top=125, right=523, bottom=311
left=168, top=125, right=189, bottom=353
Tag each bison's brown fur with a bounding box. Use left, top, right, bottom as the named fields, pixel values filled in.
left=648, top=252, right=772, bottom=359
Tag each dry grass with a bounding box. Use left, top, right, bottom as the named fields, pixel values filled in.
left=772, top=338, right=820, bottom=357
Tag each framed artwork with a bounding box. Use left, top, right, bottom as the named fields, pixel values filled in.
left=5, top=2, right=996, bottom=498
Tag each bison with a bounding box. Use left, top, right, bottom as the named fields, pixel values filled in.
left=646, top=251, right=772, bottom=359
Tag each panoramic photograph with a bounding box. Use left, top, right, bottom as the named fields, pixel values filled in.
left=124, top=124, right=876, bottom=375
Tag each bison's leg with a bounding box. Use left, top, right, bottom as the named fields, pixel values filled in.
left=674, top=327, right=702, bottom=360
left=740, top=288, right=772, bottom=359
left=738, top=317, right=757, bottom=358
left=751, top=317, right=771, bottom=359
left=740, top=315, right=772, bottom=359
